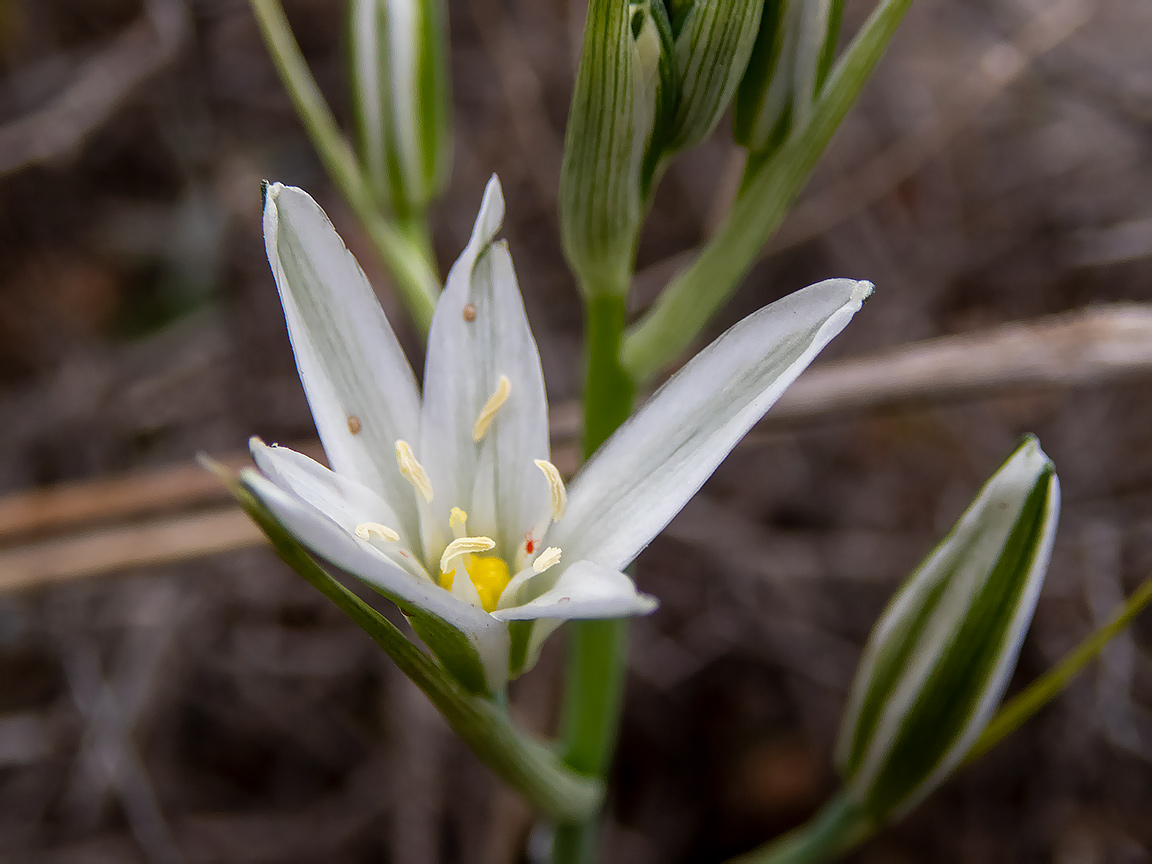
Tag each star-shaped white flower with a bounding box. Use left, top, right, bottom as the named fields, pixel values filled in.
left=244, top=176, right=872, bottom=694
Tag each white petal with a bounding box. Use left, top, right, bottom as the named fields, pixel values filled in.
left=420, top=176, right=550, bottom=565
left=251, top=439, right=413, bottom=548
left=264, top=183, right=423, bottom=542
left=490, top=560, right=658, bottom=621
left=447, top=560, right=485, bottom=609
left=242, top=469, right=509, bottom=682
left=554, top=279, right=871, bottom=571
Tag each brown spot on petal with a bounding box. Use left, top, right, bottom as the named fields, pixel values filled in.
left=462, top=303, right=477, bottom=322
left=347, top=415, right=362, bottom=435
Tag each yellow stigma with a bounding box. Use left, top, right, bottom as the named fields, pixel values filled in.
left=354, top=522, right=400, bottom=542
left=534, top=459, right=568, bottom=521
left=532, top=546, right=562, bottom=573
left=472, top=375, right=512, bottom=441
left=395, top=439, right=433, bottom=502
left=440, top=554, right=511, bottom=613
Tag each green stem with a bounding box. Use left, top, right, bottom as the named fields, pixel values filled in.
left=729, top=793, right=870, bottom=864
left=551, top=293, right=636, bottom=864
left=965, top=577, right=1152, bottom=764
left=248, top=0, right=439, bottom=334
left=580, top=294, right=636, bottom=458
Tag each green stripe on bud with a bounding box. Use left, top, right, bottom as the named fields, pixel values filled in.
left=560, top=0, right=674, bottom=298
left=350, top=0, right=452, bottom=216
left=664, top=0, right=763, bottom=153
left=733, top=0, right=844, bottom=157
left=836, top=437, right=1060, bottom=821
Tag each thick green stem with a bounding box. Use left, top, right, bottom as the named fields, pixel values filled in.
left=580, top=294, right=636, bottom=458
left=248, top=0, right=439, bottom=334
left=729, top=794, right=871, bottom=864
left=551, top=293, right=636, bottom=864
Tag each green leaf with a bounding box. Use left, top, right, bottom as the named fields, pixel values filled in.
left=835, top=438, right=1060, bottom=820
left=209, top=459, right=603, bottom=822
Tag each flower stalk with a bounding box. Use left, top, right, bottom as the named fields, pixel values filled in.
left=552, top=293, right=636, bottom=864
left=728, top=793, right=870, bottom=864
left=965, top=575, right=1152, bottom=764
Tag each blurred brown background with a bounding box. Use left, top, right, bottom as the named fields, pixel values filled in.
left=1, top=0, right=1151, bottom=861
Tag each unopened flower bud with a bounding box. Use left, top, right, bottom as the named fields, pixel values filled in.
left=836, top=437, right=1059, bottom=821
left=559, top=0, right=674, bottom=297
left=349, top=0, right=451, bottom=215
left=733, top=0, right=844, bottom=156
left=664, top=0, right=763, bottom=153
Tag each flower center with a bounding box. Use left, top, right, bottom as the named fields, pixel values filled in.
left=440, top=554, right=511, bottom=613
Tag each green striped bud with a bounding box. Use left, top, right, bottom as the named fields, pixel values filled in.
left=559, top=0, right=674, bottom=297
left=664, top=0, right=763, bottom=153
left=836, top=437, right=1060, bottom=822
left=733, top=0, right=844, bottom=156
left=349, top=0, right=451, bottom=216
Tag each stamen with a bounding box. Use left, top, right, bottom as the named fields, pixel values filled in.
left=472, top=375, right=512, bottom=441
left=440, top=536, right=496, bottom=573
left=395, top=440, right=433, bottom=502
left=532, top=546, right=562, bottom=574
left=355, top=522, right=399, bottom=542
left=449, top=507, right=468, bottom=539
left=534, top=459, right=568, bottom=521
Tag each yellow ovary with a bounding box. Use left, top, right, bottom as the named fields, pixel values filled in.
left=440, top=554, right=512, bottom=613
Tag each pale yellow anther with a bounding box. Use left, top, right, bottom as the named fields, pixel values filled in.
left=355, top=522, right=400, bottom=542
left=449, top=506, right=469, bottom=539
left=472, top=375, right=511, bottom=441
left=532, top=546, right=562, bottom=574
left=534, top=459, right=568, bottom=521
left=395, top=439, right=433, bottom=502
left=439, top=536, right=496, bottom=574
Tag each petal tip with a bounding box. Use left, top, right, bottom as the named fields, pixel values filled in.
left=473, top=175, right=506, bottom=247
left=1013, top=434, right=1054, bottom=475
left=637, top=593, right=660, bottom=615
left=852, top=280, right=875, bottom=305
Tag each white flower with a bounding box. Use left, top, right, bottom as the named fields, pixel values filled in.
left=245, top=176, right=872, bottom=694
